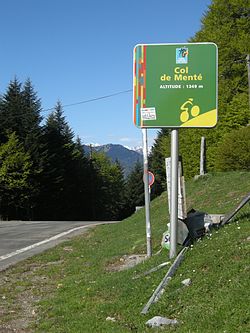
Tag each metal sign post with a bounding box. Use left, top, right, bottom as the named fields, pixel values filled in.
left=170, top=129, right=179, bottom=259
left=200, top=136, right=206, bottom=175
left=165, top=157, right=187, bottom=222
left=142, top=128, right=152, bottom=257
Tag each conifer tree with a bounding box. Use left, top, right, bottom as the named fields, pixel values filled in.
left=64, top=136, right=93, bottom=220
left=21, top=79, right=43, bottom=151
left=0, top=78, right=42, bottom=142
left=36, top=102, right=94, bottom=220
left=21, top=79, right=44, bottom=218
left=111, top=160, right=127, bottom=220
left=37, top=101, right=75, bottom=219
left=90, top=152, right=126, bottom=220
left=0, top=132, right=33, bottom=220
left=0, top=78, right=44, bottom=218
left=149, top=129, right=170, bottom=196
left=125, top=160, right=144, bottom=215
left=0, top=78, right=24, bottom=143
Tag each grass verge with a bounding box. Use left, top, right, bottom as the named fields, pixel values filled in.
left=0, top=171, right=249, bottom=332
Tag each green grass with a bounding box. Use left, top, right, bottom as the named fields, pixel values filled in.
left=0, top=171, right=249, bottom=333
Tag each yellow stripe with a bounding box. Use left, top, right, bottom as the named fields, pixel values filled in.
left=140, top=86, right=144, bottom=105
left=180, top=109, right=217, bottom=127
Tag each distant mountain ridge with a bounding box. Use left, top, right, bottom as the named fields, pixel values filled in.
left=83, top=144, right=143, bottom=176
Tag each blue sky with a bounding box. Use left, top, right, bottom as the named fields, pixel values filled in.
left=0, top=0, right=211, bottom=148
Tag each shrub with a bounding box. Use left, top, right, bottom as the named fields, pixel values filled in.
left=215, top=126, right=250, bottom=171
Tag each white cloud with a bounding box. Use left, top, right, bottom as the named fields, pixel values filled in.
left=85, top=142, right=101, bottom=147
left=119, top=137, right=134, bottom=143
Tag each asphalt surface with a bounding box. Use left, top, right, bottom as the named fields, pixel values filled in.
left=0, top=220, right=118, bottom=271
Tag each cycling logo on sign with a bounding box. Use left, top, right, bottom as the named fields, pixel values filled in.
left=176, top=47, right=188, bottom=64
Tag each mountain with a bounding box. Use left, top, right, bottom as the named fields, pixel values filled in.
left=128, top=146, right=143, bottom=155
left=83, top=144, right=143, bottom=176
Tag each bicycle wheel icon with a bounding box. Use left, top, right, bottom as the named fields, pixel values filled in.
left=180, top=98, right=200, bottom=123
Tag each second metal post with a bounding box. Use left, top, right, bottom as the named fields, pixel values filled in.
left=170, top=129, right=179, bottom=259
left=142, top=128, right=152, bottom=257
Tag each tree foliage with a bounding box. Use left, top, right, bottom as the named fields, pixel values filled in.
left=0, top=80, right=130, bottom=221
left=125, top=161, right=144, bottom=214
left=149, top=0, right=250, bottom=187
left=0, top=132, right=33, bottom=219
left=1, top=0, right=247, bottom=218
left=90, top=152, right=126, bottom=220
left=191, top=0, right=249, bottom=134
left=215, top=126, right=250, bottom=171
left=0, top=78, right=43, bottom=146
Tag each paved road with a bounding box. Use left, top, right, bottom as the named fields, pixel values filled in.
left=0, top=220, right=118, bottom=271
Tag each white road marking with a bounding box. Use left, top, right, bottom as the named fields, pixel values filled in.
left=0, top=222, right=110, bottom=262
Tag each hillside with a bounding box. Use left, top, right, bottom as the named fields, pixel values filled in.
left=83, top=144, right=143, bottom=176
left=0, top=171, right=249, bottom=332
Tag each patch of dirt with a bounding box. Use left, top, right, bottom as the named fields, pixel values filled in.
left=0, top=289, right=38, bottom=333
left=63, top=246, right=74, bottom=252
left=0, top=327, right=28, bottom=333
left=0, top=260, right=63, bottom=333
left=226, top=191, right=238, bottom=197
left=106, top=254, right=147, bottom=272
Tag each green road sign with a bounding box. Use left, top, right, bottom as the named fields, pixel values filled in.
left=133, top=43, right=218, bottom=128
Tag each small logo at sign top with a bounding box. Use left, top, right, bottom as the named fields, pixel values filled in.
left=176, top=47, right=188, bottom=64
